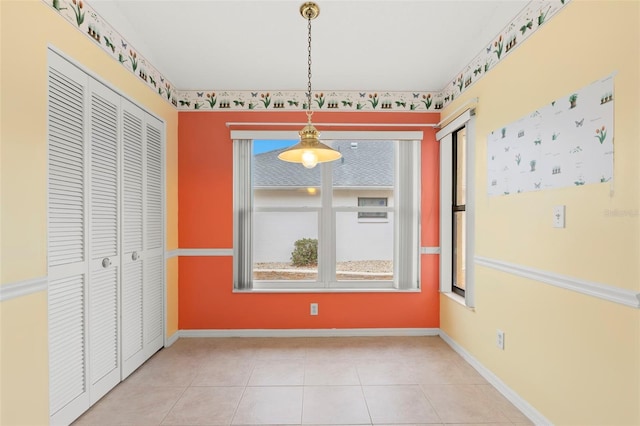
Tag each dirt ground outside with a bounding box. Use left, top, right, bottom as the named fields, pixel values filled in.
left=253, top=260, right=393, bottom=281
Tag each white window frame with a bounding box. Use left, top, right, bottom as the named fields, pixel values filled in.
left=437, top=111, right=476, bottom=307
left=232, top=130, right=422, bottom=293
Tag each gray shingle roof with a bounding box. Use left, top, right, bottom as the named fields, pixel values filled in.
left=253, top=140, right=394, bottom=188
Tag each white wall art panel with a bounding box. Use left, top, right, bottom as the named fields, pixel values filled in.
left=487, top=74, right=614, bottom=196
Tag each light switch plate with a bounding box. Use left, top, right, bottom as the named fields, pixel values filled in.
left=553, top=205, right=565, bottom=228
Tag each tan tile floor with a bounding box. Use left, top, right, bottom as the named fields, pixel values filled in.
left=73, top=336, right=533, bottom=425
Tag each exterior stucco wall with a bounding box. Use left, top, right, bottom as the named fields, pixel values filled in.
left=254, top=189, right=394, bottom=263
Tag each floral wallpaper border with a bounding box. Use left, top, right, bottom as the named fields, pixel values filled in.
left=46, top=0, right=179, bottom=106
left=44, top=0, right=570, bottom=112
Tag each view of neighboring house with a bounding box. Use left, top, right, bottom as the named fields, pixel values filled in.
left=252, top=140, right=394, bottom=265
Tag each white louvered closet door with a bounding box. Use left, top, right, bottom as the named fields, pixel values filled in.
left=48, top=49, right=165, bottom=425
left=87, top=80, right=121, bottom=404
left=121, top=101, right=164, bottom=376
left=121, top=100, right=146, bottom=378
left=48, top=51, right=91, bottom=426
left=144, top=116, right=164, bottom=358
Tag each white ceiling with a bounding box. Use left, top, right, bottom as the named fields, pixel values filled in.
left=89, top=0, right=530, bottom=93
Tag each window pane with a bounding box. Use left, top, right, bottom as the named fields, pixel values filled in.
left=335, top=211, right=394, bottom=281
left=253, top=211, right=318, bottom=281
left=332, top=141, right=395, bottom=191
left=455, top=128, right=466, bottom=205
left=252, top=139, right=320, bottom=282
left=253, top=139, right=321, bottom=208
left=331, top=140, right=395, bottom=282
left=453, top=211, right=466, bottom=290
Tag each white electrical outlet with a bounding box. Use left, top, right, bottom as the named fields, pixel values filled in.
left=310, top=303, right=318, bottom=316
left=553, top=205, right=566, bottom=228
left=496, top=329, right=505, bottom=350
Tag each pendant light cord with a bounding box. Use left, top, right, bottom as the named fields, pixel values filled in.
left=306, top=13, right=313, bottom=122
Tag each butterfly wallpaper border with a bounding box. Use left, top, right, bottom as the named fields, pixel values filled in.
left=44, top=0, right=570, bottom=112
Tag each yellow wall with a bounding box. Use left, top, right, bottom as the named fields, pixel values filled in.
left=0, top=0, right=178, bottom=423
left=0, top=292, right=49, bottom=426
left=441, top=1, right=640, bottom=425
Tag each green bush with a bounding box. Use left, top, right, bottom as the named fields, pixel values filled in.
left=291, top=238, right=318, bottom=267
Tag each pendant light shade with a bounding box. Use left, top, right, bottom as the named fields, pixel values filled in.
left=278, top=121, right=342, bottom=169
left=277, top=2, right=341, bottom=168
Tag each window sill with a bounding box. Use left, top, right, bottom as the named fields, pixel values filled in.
left=441, top=291, right=475, bottom=311
left=234, top=288, right=421, bottom=294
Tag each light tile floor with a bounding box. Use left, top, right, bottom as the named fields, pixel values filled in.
left=73, top=336, right=533, bottom=425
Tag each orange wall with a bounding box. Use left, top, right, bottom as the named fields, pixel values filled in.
left=178, top=111, right=439, bottom=329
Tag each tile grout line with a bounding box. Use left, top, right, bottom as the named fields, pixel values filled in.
left=355, top=360, right=374, bottom=425
left=300, top=378, right=306, bottom=425
left=301, top=360, right=306, bottom=425
left=418, top=382, right=444, bottom=425
left=229, top=362, right=256, bottom=425
left=358, top=385, right=374, bottom=425
left=157, top=385, right=189, bottom=426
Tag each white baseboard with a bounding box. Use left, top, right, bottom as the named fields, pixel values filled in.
left=177, top=328, right=439, bottom=338
left=165, top=331, right=180, bottom=347
left=439, top=330, right=552, bottom=426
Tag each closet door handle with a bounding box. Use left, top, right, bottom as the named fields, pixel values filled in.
left=101, top=257, right=111, bottom=268
left=132, top=251, right=139, bottom=261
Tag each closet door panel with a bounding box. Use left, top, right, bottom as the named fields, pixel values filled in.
left=144, top=254, right=164, bottom=353
left=121, top=100, right=147, bottom=377
left=49, top=274, right=88, bottom=425
left=47, top=51, right=91, bottom=426
left=146, top=121, right=163, bottom=252
left=144, top=117, right=164, bottom=355
left=89, top=268, right=118, bottom=392
left=88, top=80, right=121, bottom=403
left=48, top=65, right=86, bottom=271
left=122, top=261, right=144, bottom=368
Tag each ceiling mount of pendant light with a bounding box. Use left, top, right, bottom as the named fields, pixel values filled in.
left=277, top=2, right=342, bottom=169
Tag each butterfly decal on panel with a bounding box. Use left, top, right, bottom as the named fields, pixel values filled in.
left=197, top=92, right=204, bottom=97
left=575, top=118, right=584, bottom=127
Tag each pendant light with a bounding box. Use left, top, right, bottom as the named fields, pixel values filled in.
left=278, top=2, right=342, bottom=169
